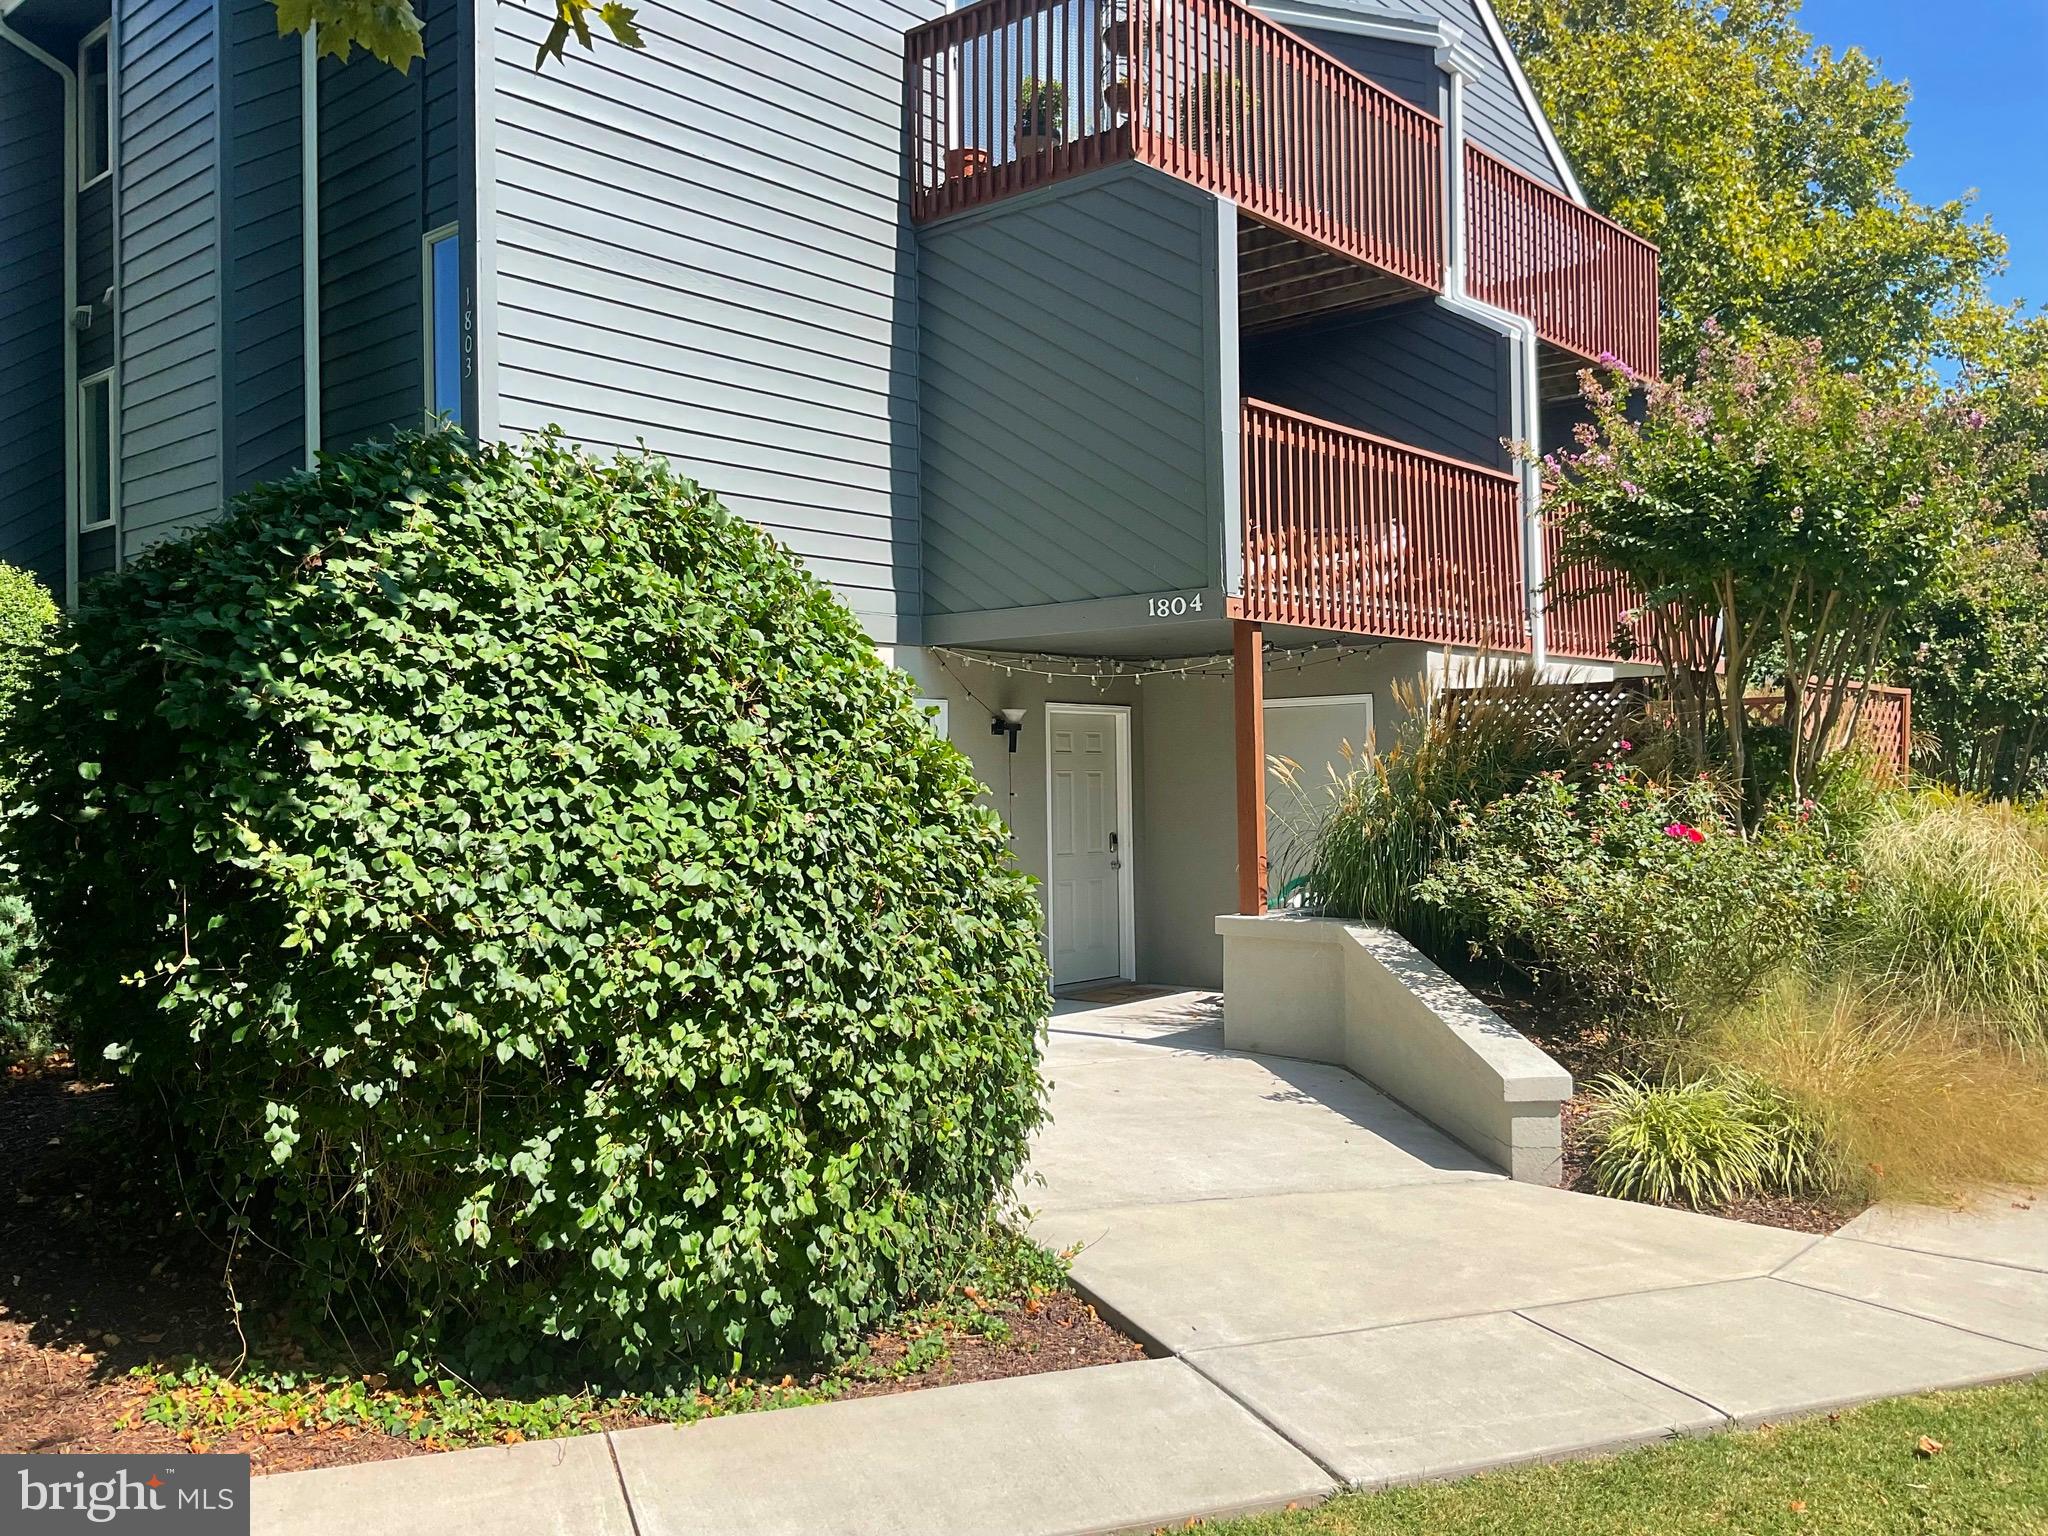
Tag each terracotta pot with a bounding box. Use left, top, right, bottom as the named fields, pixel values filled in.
left=944, top=146, right=991, bottom=180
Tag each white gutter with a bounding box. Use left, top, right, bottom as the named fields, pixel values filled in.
left=1432, top=46, right=1548, bottom=666
left=1, top=19, right=79, bottom=606
left=299, top=27, right=320, bottom=463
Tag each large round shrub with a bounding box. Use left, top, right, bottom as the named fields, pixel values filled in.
left=8, top=432, right=1048, bottom=1382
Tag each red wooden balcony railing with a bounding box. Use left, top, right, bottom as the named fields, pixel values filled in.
left=1238, top=400, right=1526, bottom=649
left=1465, top=143, right=1660, bottom=378
left=1539, top=518, right=1641, bottom=662
left=905, top=0, right=1444, bottom=289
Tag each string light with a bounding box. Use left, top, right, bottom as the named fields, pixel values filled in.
left=930, top=640, right=1390, bottom=685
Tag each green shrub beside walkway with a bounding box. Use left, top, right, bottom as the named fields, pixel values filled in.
left=7, top=432, right=1049, bottom=1388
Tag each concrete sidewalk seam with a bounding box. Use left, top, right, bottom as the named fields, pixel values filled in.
left=1512, top=1308, right=1735, bottom=1428
left=1177, top=1350, right=1360, bottom=1491
left=1773, top=1270, right=2048, bottom=1357
left=1828, top=1232, right=2048, bottom=1278
left=1163, top=1271, right=1796, bottom=1362
left=604, top=1429, right=647, bottom=1536
left=1764, top=1229, right=1834, bottom=1278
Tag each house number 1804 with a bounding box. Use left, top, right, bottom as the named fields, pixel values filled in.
left=1146, top=594, right=1204, bottom=618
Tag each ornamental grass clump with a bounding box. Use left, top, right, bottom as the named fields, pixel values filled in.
left=1693, top=975, right=2048, bottom=1206
left=1837, top=791, right=2048, bottom=1053
left=1582, top=1072, right=1823, bottom=1209
left=6, top=432, right=1049, bottom=1386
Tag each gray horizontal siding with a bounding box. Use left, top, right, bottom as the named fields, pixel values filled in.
left=488, top=0, right=935, bottom=641
left=118, top=0, right=225, bottom=548
left=1241, top=298, right=1511, bottom=470
left=0, top=44, right=66, bottom=594
left=917, top=166, right=1232, bottom=616
left=224, top=0, right=305, bottom=490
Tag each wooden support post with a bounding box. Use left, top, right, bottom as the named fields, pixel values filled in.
left=1233, top=619, right=1268, bottom=916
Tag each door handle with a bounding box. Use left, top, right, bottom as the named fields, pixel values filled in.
left=1108, top=830, right=1122, bottom=870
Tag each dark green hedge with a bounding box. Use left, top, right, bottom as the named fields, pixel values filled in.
left=8, top=433, right=1048, bottom=1383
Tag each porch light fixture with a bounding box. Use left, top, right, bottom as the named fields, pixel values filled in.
left=991, top=707, right=1026, bottom=753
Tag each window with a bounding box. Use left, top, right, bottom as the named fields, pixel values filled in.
left=79, top=373, right=115, bottom=532
left=79, top=29, right=110, bottom=188
left=423, top=226, right=464, bottom=427
left=913, top=698, right=951, bottom=738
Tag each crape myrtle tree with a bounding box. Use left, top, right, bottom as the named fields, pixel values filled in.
left=1541, top=329, right=2022, bottom=809
left=1897, top=317, right=2048, bottom=794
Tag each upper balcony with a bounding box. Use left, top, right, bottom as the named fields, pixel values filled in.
left=904, top=0, right=1660, bottom=378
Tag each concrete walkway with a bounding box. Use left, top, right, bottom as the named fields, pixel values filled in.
left=1031, top=991, right=2048, bottom=1489
left=253, top=990, right=2048, bottom=1535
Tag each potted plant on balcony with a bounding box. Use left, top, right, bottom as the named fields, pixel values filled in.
left=1015, top=77, right=1068, bottom=158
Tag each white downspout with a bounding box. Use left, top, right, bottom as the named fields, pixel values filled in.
left=2, top=20, right=79, bottom=606
left=300, top=27, right=320, bottom=463
left=1434, top=45, right=1547, bottom=667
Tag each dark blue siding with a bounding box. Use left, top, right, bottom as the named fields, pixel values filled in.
left=223, top=0, right=306, bottom=490
left=0, top=44, right=67, bottom=594
left=318, top=52, right=423, bottom=449
left=1242, top=300, right=1513, bottom=471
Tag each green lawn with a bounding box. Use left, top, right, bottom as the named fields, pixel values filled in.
left=1207, top=1376, right=2048, bottom=1536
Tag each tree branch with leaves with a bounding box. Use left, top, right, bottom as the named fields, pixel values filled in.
left=274, top=0, right=644, bottom=73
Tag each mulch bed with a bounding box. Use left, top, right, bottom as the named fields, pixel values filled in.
left=0, top=1059, right=1141, bottom=1473
left=1460, top=968, right=1863, bottom=1237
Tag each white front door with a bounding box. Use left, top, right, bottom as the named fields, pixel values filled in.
left=1048, top=707, right=1126, bottom=985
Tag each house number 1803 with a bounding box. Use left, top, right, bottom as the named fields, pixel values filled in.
left=1146, top=594, right=1204, bottom=618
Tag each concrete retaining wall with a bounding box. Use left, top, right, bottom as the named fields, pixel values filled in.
left=1214, top=912, right=1572, bottom=1184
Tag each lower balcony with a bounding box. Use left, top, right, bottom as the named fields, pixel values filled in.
left=1234, top=400, right=1528, bottom=652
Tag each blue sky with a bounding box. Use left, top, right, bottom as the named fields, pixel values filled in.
left=1794, top=0, right=2046, bottom=314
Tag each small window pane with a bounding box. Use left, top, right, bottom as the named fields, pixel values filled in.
left=429, top=234, right=463, bottom=426
left=80, top=36, right=109, bottom=185
left=80, top=378, right=113, bottom=530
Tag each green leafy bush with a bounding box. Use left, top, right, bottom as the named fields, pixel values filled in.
left=1305, top=665, right=1606, bottom=954
left=0, top=560, right=57, bottom=740
left=1416, top=765, right=1848, bottom=1021
left=1583, top=1072, right=1822, bottom=1208
left=7, top=432, right=1049, bottom=1384
left=0, top=560, right=57, bottom=1063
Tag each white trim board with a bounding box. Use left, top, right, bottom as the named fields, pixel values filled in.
left=1468, top=0, right=1585, bottom=204
left=1043, top=702, right=1137, bottom=986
